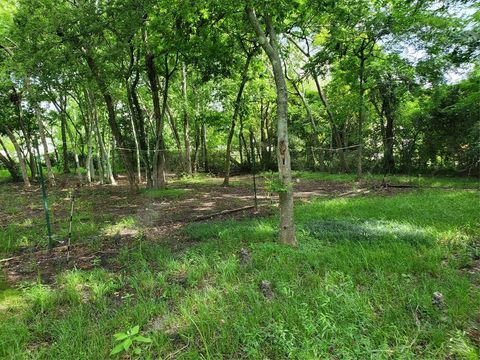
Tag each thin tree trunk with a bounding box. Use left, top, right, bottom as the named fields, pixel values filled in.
left=312, top=76, right=349, bottom=172
left=287, top=74, right=322, bottom=169
left=145, top=51, right=167, bottom=189
left=223, top=49, right=255, bottom=185
left=94, top=112, right=116, bottom=184
left=65, top=121, right=82, bottom=183
left=3, top=129, right=29, bottom=186
left=83, top=50, right=137, bottom=189
left=357, top=52, right=366, bottom=177
left=193, top=122, right=200, bottom=174
left=129, top=68, right=152, bottom=187
left=125, top=85, right=141, bottom=183
left=11, top=86, right=36, bottom=178
left=36, top=107, right=56, bottom=186
left=60, top=96, right=70, bottom=174
left=246, top=8, right=297, bottom=246
left=85, top=112, right=95, bottom=183
left=181, top=62, right=192, bottom=176
left=45, top=126, right=60, bottom=164
left=384, top=115, right=395, bottom=173
left=166, top=105, right=184, bottom=174
left=201, top=122, right=208, bottom=172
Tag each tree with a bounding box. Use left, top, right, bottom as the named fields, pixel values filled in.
left=246, top=5, right=297, bottom=246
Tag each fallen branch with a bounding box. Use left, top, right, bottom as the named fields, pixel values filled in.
left=193, top=205, right=255, bottom=221
left=338, top=189, right=370, bottom=197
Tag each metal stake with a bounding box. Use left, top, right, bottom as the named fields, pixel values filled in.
left=35, top=140, right=53, bottom=250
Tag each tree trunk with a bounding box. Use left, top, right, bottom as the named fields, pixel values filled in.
left=357, top=50, right=366, bottom=177
left=65, top=114, right=83, bottom=183
left=0, top=150, right=20, bottom=181
left=287, top=76, right=322, bottom=170
left=11, top=86, right=36, bottom=178
left=129, top=70, right=152, bottom=187
left=166, top=105, right=184, bottom=174
left=312, top=76, right=349, bottom=172
left=4, top=128, right=30, bottom=186
left=193, top=122, right=200, bottom=174
left=94, top=112, right=116, bottom=184
left=202, top=122, right=208, bottom=172
left=181, top=62, right=192, bottom=176
left=59, top=96, right=70, bottom=174
left=84, top=51, right=137, bottom=189
left=36, top=107, right=56, bottom=186
left=260, top=100, right=270, bottom=170
left=223, top=50, right=254, bottom=185
left=246, top=8, right=297, bottom=246
left=145, top=52, right=167, bottom=189
left=383, top=105, right=395, bottom=174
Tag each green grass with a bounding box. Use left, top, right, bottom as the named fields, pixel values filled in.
left=288, top=170, right=479, bottom=189
left=171, top=174, right=243, bottom=187
left=0, top=187, right=478, bottom=359
left=141, top=188, right=190, bottom=199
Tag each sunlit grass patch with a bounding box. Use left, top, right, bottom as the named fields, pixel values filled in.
left=0, top=223, right=38, bottom=255
left=172, top=174, right=243, bottom=187
left=103, top=216, right=138, bottom=237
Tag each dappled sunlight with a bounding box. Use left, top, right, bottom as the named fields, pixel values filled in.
left=102, top=216, right=139, bottom=237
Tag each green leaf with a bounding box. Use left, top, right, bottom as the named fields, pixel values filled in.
left=110, top=343, right=125, bottom=356
left=123, top=338, right=133, bottom=351
left=134, top=335, right=152, bottom=343
left=113, top=332, right=128, bottom=341
left=133, top=348, right=142, bottom=355
left=130, top=325, right=140, bottom=336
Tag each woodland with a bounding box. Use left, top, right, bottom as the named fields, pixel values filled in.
left=0, top=0, right=479, bottom=359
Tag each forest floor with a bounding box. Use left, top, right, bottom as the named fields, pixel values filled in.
left=0, top=171, right=479, bottom=359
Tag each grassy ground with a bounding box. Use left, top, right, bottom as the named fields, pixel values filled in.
left=0, top=174, right=479, bottom=359
left=289, top=170, right=480, bottom=189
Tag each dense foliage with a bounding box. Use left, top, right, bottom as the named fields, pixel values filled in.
left=0, top=0, right=478, bottom=188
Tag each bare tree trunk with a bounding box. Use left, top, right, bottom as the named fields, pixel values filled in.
left=312, top=76, right=349, bottom=172
left=246, top=8, right=297, bottom=246
left=286, top=73, right=322, bottom=169
left=0, top=136, right=20, bottom=181
left=84, top=51, right=137, bottom=190
left=11, top=86, right=36, bottom=178
left=44, top=126, right=60, bottom=164
left=65, top=115, right=83, bottom=183
left=223, top=49, right=255, bottom=185
left=94, top=112, right=116, bottom=185
left=166, top=105, right=184, bottom=175
left=36, top=107, right=56, bottom=186
left=4, top=128, right=30, bottom=186
left=182, top=62, right=192, bottom=176
left=287, top=37, right=348, bottom=172
left=260, top=100, right=270, bottom=170
left=59, top=95, right=70, bottom=174
left=145, top=51, right=168, bottom=189
left=357, top=52, right=366, bottom=177
left=96, top=139, right=105, bottom=184
left=202, top=122, right=208, bottom=172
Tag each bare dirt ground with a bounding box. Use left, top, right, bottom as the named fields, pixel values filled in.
left=0, top=174, right=409, bottom=284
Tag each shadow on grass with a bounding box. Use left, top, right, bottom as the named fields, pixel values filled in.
left=304, top=219, right=433, bottom=246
